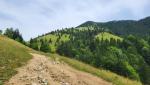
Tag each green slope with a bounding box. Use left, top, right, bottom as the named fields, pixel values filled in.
left=0, top=35, right=32, bottom=84
left=37, top=34, right=70, bottom=52
left=95, top=32, right=123, bottom=41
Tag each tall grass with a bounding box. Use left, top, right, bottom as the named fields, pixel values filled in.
left=0, top=36, right=32, bottom=84
left=49, top=54, right=142, bottom=85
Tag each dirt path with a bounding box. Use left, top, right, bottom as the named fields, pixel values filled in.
left=5, top=53, right=112, bottom=85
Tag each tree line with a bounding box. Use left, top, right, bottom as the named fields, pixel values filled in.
left=0, top=28, right=24, bottom=44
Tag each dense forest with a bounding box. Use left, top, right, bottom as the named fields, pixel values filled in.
left=2, top=17, right=150, bottom=85
left=29, top=26, right=150, bottom=85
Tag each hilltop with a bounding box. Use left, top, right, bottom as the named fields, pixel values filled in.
left=79, top=16, right=150, bottom=35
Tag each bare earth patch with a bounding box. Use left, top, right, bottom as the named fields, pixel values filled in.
left=5, top=53, right=112, bottom=85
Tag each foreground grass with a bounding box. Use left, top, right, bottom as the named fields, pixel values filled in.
left=48, top=54, right=142, bottom=85
left=0, top=36, right=32, bottom=84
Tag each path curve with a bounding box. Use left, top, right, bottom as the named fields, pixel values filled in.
left=5, top=53, right=112, bottom=85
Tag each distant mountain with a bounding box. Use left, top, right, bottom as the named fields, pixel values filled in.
left=79, top=16, right=150, bottom=35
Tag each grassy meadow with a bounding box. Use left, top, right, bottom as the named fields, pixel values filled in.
left=0, top=35, right=32, bottom=84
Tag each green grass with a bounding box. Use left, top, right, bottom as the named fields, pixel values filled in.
left=48, top=53, right=142, bottom=85
left=0, top=35, right=32, bottom=84
left=95, top=32, right=123, bottom=41
left=38, top=34, right=70, bottom=52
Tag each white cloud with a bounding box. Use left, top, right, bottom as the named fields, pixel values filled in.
left=0, top=0, right=150, bottom=40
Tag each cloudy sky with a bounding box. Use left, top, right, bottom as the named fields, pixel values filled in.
left=0, top=0, right=150, bottom=40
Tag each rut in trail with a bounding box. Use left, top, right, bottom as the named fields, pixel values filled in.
left=5, top=53, right=112, bottom=85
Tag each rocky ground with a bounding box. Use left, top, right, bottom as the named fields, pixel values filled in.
left=5, top=53, right=112, bottom=85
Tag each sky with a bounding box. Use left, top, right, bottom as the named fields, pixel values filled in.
left=0, top=0, right=150, bottom=40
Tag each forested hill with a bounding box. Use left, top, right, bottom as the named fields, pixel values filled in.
left=79, top=16, right=150, bottom=35
left=28, top=16, right=150, bottom=85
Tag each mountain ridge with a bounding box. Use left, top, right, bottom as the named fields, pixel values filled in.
left=78, top=16, right=150, bottom=35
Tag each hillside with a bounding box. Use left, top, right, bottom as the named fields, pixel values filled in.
left=29, top=18, right=150, bottom=85
left=0, top=36, right=142, bottom=85
left=79, top=16, right=150, bottom=35
left=38, top=34, right=69, bottom=52
left=4, top=16, right=149, bottom=85
left=0, top=35, right=32, bottom=84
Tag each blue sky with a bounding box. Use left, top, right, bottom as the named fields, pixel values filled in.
left=0, top=0, right=150, bottom=40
